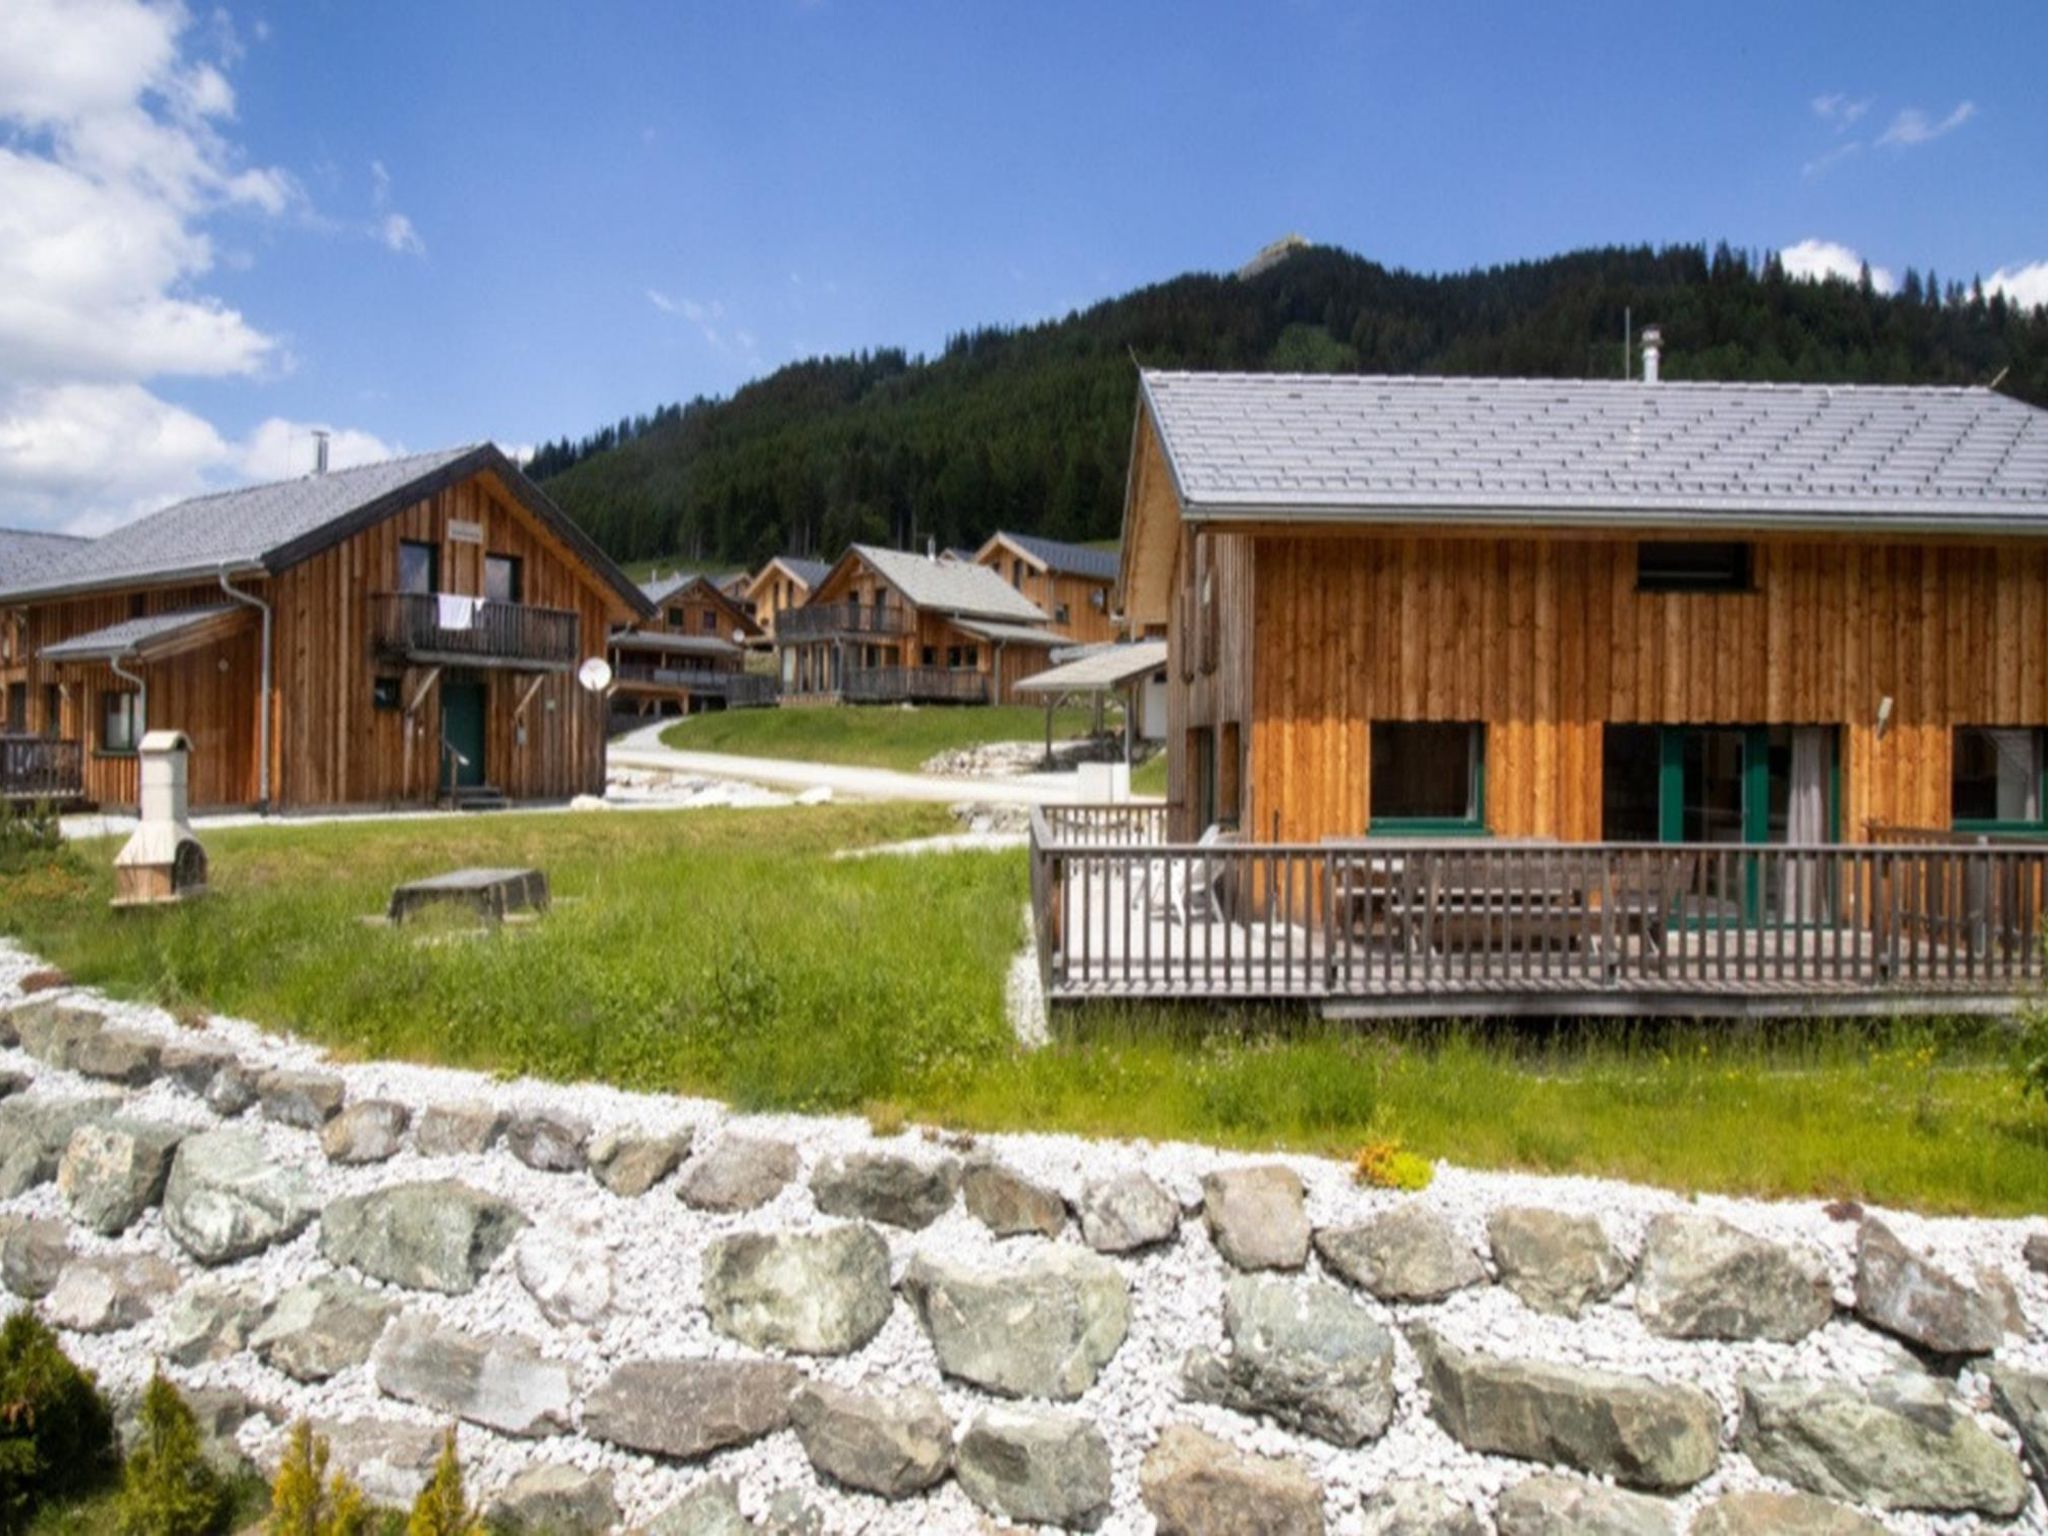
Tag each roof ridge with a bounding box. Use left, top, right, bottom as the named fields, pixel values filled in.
left=151, top=442, right=481, bottom=514
left=1141, top=368, right=2000, bottom=397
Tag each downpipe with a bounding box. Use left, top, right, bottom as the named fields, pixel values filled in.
left=218, top=566, right=272, bottom=810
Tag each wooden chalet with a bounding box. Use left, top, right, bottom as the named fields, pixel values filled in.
left=608, top=571, right=773, bottom=716
left=973, top=531, right=1121, bottom=644
left=776, top=544, right=1058, bottom=705
left=0, top=445, right=650, bottom=813
left=1027, top=365, right=2048, bottom=1016
left=743, top=555, right=830, bottom=643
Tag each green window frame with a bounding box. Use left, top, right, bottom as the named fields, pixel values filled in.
left=1368, top=721, right=1488, bottom=836
left=1951, top=726, right=2048, bottom=835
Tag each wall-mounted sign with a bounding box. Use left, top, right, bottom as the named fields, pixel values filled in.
left=448, top=518, right=484, bottom=545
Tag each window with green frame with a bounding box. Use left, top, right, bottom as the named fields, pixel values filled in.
left=1952, top=727, right=2047, bottom=832
left=1369, top=721, right=1486, bottom=834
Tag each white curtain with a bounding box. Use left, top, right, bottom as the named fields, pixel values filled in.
left=1988, top=728, right=2041, bottom=822
left=1782, top=728, right=1831, bottom=920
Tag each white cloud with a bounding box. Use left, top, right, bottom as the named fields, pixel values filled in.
left=233, top=418, right=396, bottom=483
left=368, top=159, right=424, bottom=256
left=0, top=0, right=386, bottom=529
left=646, top=288, right=755, bottom=360
left=1801, top=140, right=1861, bottom=179
left=1780, top=238, right=1897, bottom=295
left=1877, top=100, right=1975, bottom=148
left=1811, top=92, right=1871, bottom=129
left=1984, top=262, right=2048, bottom=313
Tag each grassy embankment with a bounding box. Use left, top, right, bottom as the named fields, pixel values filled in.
left=660, top=704, right=1117, bottom=774
left=4, top=805, right=2040, bottom=1214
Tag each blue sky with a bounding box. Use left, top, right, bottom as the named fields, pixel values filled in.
left=2, top=0, right=2044, bottom=529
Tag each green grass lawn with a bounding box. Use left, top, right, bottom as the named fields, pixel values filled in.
left=5, top=807, right=2042, bottom=1213
left=660, top=703, right=1102, bottom=773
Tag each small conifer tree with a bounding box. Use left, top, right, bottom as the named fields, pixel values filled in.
left=0, top=1309, right=114, bottom=1525
left=404, top=1430, right=480, bottom=1536
left=115, top=1373, right=232, bottom=1536
left=265, top=1420, right=366, bottom=1536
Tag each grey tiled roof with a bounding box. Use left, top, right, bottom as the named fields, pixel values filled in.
left=770, top=556, right=831, bottom=588
left=640, top=571, right=744, bottom=606
left=1141, top=371, right=2048, bottom=527
left=39, top=605, right=240, bottom=661
left=953, top=618, right=1063, bottom=647
left=610, top=631, right=742, bottom=660
left=0, top=527, right=88, bottom=585
left=993, top=532, right=1120, bottom=582
left=1017, top=640, right=1169, bottom=692
left=0, top=445, right=652, bottom=615
left=852, top=544, right=1049, bottom=623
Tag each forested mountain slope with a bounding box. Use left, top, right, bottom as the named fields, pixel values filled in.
left=534, top=242, right=2048, bottom=565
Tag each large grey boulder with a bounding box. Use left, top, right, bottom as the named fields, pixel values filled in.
left=1689, top=1492, right=1888, bottom=1536
left=1988, top=1364, right=2048, bottom=1485
left=676, top=1134, right=799, bottom=1211
left=1139, top=1423, right=1324, bottom=1536
left=1357, top=1480, right=1486, bottom=1535
left=0, top=1214, right=70, bottom=1298
left=257, top=1067, right=345, bottom=1128
left=811, top=1150, right=959, bottom=1229
left=413, top=1101, right=506, bottom=1156
left=163, top=1279, right=269, bottom=1366
left=319, top=1178, right=526, bottom=1293
left=962, top=1159, right=1067, bottom=1238
left=0, top=1094, right=122, bottom=1195
left=790, top=1380, right=951, bottom=1499
left=956, top=1406, right=1112, bottom=1531
left=1315, top=1205, right=1484, bottom=1303
left=1633, top=1212, right=1833, bottom=1341
left=303, top=1418, right=442, bottom=1509
left=1202, top=1164, right=1310, bottom=1270
left=640, top=1480, right=748, bottom=1536
left=1737, top=1371, right=2026, bottom=1516
left=370, top=1312, right=572, bottom=1438
left=583, top=1358, right=801, bottom=1461
left=703, top=1223, right=892, bottom=1355
left=1852, top=1217, right=2001, bottom=1356
left=163, top=1128, right=318, bottom=1264
left=1414, top=1330, right=1719, bottom=1491
left=1486, top=1206, right=1628, bottom=1316
left=1494, top=1474, right=1675, bottom=1535
left=319, top=1100, right=410, bottom=1164
left=43, top=1252, right=178, bottom=1332
left=486, top=1463, right=619, bottom=1534
left=160, top=1040, right=236, bottom=1096
left=13, top=1002, right=102, bottom=1069
left=590, top=1126, right=690, bottom=1196
left=515, top=1225, right=615, bottom=1328
left=250, top=1275, right=397, bottom=1381
left=71, top=1027, right=161, bottom=1085
left=903, top=1245, right=1129, bottom=1400
left=2025, top=1230, right=2048, bottom=1275
left=1079, top=1170, right=1181, bottom=1253
left=505, top=1108, right=591, bottom=1172
left=1184, top=1276, right=1396, bottom=1447
left=57, top=1118, right=186, bottom=1234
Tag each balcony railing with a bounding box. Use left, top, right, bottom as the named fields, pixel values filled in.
left=612, top=664, right=778, bottom=708
left=775, top=601, right=911, bottom=641
left=0, top=736, right=82, bottom=803
left=369, top=593, right=579, bottom=671
left=1028, top=807, right=2048, bottom=1015
left=842, top=667, right=988, bottom=705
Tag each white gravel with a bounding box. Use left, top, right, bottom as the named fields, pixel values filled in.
left=0, top=937, right=2041, bottom=1534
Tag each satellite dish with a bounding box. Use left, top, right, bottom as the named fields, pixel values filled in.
left=577, top=657, right=613, bottom=693
left=732, top=627, right=746, bottom=646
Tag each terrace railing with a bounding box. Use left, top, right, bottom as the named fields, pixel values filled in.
left=369, top=593, right=580, bottom=671
left=612, top=664, right=780, bottom=709
left=1028, top=806, right=2048, bottom=1015
left=0, top=735, right=83, bottom=803
left=842, top=667, right=988, bottom=705
left=775, top=602, right=911, bottom=641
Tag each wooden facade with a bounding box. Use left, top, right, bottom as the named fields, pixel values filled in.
left=744, top=558, right=824, bottom=643
left=974, top=534, right=1120, bottom=645
left=2, top=462, right=638, bottom=813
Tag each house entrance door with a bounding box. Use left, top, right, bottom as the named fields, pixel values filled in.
left=440, top=680, right=487, bottom=791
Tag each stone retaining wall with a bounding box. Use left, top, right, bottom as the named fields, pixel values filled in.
left=0, top=941, right=2043, bottom=1534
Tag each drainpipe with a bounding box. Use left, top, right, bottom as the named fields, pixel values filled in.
left=218, top=566, right=273, bottom=811
left=108, top=656, right=146, bottom=741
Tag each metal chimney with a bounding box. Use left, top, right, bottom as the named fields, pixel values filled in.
left=1640, top=327, right=1663, bottom=385
left=312, top=429, right=331, bottom=475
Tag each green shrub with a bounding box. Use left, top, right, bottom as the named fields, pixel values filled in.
left=0, top=802, right=69, bottom=879
left=403, top=1432, right=478, bottom=1536
left=265, top=1422, right=365, bottom=1536
left=114, top=1374, right=231, bottom=1536
left=0, top=1310, right=114, bottom=1530
left=2019, top=1003, right=2048, bottom=1104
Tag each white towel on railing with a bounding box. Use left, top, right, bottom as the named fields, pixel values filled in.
left=436, top=593, right=484, bottom=630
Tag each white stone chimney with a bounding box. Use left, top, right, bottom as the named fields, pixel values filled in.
left=1640, top=326, right=1663, bottom=385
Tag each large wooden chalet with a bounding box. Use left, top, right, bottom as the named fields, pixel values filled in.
left=744, top=556, right=830, bottom=644
left=0, top=445, right=649, bottom=813
left=1028, top=366, right=2048, bottom=1016
left=972, top=532, right=1121, bottom=645
left=776, top=543, right=1058, bottom=705
left=608, top=570, right=772, bottom=717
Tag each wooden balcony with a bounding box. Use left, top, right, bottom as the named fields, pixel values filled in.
left=1028, top=807, right=2048, bottom=1017
left=775, top=601, right=911, bottom=641
left=612, top=663, right=779, bottom=708
left=1, top=736, right=83, bottom=804
left=369, top=593, right=580, bottom=672
left=842, top=667, right=989, bottom=705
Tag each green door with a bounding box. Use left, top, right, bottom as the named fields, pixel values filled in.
left=440, top=681, right=487, bottom=791
left=1656, top=726, right=1838, bottom=922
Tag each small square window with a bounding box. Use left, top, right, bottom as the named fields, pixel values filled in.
left=1055, top=604, right=1071, bottom=626
left=101, top=692, right=141, bottom=754
left=1370, top=721, right=1486, bottom=830
left=1636, top=541, right=1752, bottom=593
left=1952, top=727, right=2045, bottom=827
left=372, top=676, right=403, bottom=712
